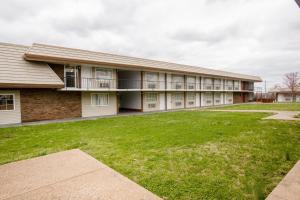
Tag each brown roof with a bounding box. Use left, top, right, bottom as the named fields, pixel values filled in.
left=24, top=43, right=262, bottom=82
left=0, top=42, right=64, bottom=88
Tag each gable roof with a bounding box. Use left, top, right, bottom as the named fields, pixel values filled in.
left=24, top=43, right=262, bottom=82
left=0, top=42, right=64, bottom=88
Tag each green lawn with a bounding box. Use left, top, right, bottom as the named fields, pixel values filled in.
left=214, top=103, right=300, bottom=111
left=1, top=111, right=300, bottom=200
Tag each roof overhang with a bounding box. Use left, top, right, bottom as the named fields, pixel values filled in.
left=0, top=83, right=64, bottom=89
left=24, top=53, right=262, bottom=82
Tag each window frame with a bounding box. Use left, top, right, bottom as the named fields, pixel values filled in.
left=0, top=94, right=15, bottom=111
left=145, top=93, right=158, bottom=103
left=95, top=68, right=113, bottom=80
left=90, top=93, right=109, bottom=106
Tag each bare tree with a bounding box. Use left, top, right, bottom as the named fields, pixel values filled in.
left=283, top=72, right=299, bottom=102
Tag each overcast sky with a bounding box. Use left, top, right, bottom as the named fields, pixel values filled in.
left=1, top=0, right=299, bottom=90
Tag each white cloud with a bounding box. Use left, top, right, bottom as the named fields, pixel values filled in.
left=0, top=0, right=299, bottom=90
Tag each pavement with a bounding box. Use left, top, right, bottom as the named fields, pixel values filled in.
left=266, top=161, right=300, bottom=200
left=209, top=110, right=300, bottom=121
left=0, top=149, right=162, bottom=200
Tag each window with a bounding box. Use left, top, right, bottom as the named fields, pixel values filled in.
left=187, top=93, right=196, bottom=100
left=173, top=93, right=183, bottom=101
left=95, top=68, right=113, bottom=79
left=91, top=93, right=109, bottom=106
left=145, top=93, right=158, bottom=102
left=0, top=94, right=14, bottom=110
left=145, top=72, right=159, bottom=89
left=187, top=76, right=196, bottom=89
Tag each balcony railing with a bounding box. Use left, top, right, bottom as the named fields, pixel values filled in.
left=63, top=77, right=252, bottom=91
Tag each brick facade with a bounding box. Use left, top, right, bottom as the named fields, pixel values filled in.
left=20, top=89, right=81, bottom=122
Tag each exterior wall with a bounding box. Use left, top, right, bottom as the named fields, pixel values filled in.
left=20, top=89, right=81, bottom=122
left=119, top=92, right=141, bottom=110
left=159, top=92, right=166, bottom=110
left=195, top=92, right=200, bottom=107
left=118, top=70, right=141, bottom=89
left=233, top=93, right=243, bottom=104
left=166, top=92, right=172, bottom=109
left=202, top=92, right=213, bottom=107
left=81, top=92, right=117, bottom=117
left=0, top=90, right=21, bottom=125
left=159, top=73, right=166, bottom=90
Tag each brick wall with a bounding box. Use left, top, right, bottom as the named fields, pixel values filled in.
left=20, top=89, right=81, bottom=122
left=49, top=64, right=64, bottom=81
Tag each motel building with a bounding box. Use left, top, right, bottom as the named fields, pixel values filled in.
left=0, top=42, right=262, bottom=125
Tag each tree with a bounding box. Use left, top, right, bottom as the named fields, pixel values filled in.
left=283, top=72, right=299, bottom=102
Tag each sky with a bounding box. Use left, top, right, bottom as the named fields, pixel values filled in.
left=0, top=0, right=299, bottom=91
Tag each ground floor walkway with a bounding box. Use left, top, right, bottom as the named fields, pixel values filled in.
left=0, top=149, right=161, bottom=200
left=210, top=110, right=300, bottom=121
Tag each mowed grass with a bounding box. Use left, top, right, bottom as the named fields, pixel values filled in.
left=214, top=103, right=300, bottom=111
left=0, top=111, right=300, bottom=199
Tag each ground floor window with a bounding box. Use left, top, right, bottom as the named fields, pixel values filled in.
left=0, top=94, right=14, bottom=110
left=91, top=93, right=109, bottom=106
left=145, top=93, right=158, bottom=102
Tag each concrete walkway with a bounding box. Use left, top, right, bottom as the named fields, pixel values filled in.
left=0, top=149, right=162, bottom=200
left=267, top=161, right=300, bottom=200
left=210, top=110, right=300, bottom=121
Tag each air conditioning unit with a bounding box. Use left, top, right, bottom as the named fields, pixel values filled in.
left=228, top=99, right=232, bottom=102
left=188, top=85, right=195, bottom=89
left=175, top=102, right=182, bottom=106
left=148, top=103, right=156, bottom=108
left=148, top=83, right=157, bottom=89
left=215, top=86, right=220, bottom=90
left=227, top=86, right=233, bottom=90
left=206, top=100, right=212, bottom=104
left=206, top=86, right=212, bottom=90
left=175, top=84, right=182, bottom=89
left=234, top=87, right=239, bottom=90
left=99, top=82, right=110, bottom=88
left=215, top=100, right=220, bottom=104
left=188, top=101, right=194, bottom=105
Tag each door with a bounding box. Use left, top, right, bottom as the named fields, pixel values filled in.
left=65, top=66, right=78, bottom=88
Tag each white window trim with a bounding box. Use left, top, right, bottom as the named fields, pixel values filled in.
left=145, top=93, right=159, bottom=103
left=90, top=93, right=110, bottom=107
left=0, top=93, right=15, bottom=111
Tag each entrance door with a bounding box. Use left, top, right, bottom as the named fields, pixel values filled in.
left=65, top=66, right=78, bottom=88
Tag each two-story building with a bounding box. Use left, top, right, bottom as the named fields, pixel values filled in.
left=0, top=42, right=262, bottom=125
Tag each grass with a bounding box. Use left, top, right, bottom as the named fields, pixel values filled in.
left=213, top=103, right=300, bottom=111
left=0, top=111, right=300, bottom=199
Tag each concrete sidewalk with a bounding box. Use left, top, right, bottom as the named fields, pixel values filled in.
left=0, top=149, right=162, bottom=200
left=267, top=161, right=300, bottom=200
left=210, top=110, right=300, bottom=121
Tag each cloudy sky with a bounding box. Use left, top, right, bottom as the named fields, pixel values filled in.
left=1, top=0, right=299, bottom=90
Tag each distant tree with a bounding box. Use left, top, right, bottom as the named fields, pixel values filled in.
left=283, top=72, right=299, bottom=102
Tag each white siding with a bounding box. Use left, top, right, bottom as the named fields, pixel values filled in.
left=159, top=73, right=166, bottom=90
left=82, top=92, right=117, bottom=117
left=195, top=92, right=200, bottom=107
left=167, top=92, right=172, bottom=109
left=159, top=92, right=166, bottom=110
left=0, top=90, right=21, bottom=125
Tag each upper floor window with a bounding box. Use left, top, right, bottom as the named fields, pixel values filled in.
left=145, top=93, right=158, bottom=102
left=95, top=68, right=113, bottom=79
left=173, top=93, right=184, bottom=101
left=91, top=93, right=109, bottom=106
left=0, top=94, right=14, bottom=111
left=145, top=72, right=158, bottom=81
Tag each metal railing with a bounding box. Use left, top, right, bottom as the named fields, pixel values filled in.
left=63, top=77, right=253, bottom=91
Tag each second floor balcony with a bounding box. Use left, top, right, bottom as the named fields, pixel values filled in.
left=63, top=76, right=252, bottom=92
